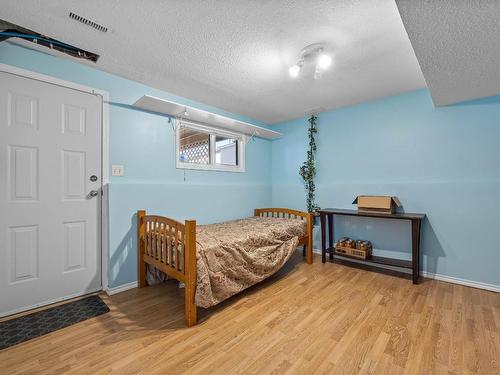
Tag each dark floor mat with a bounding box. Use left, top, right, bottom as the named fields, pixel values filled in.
left=0, top=295, right=109, bottom=350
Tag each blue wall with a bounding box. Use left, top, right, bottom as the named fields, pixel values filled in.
left=272, top=89, right=500, bottom=287
left=0, top=43, right=272, bottom=288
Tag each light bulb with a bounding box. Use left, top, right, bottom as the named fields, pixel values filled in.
left=317, top=53, right=332, bottom=69
left=288, top=64, right=301, bottom=78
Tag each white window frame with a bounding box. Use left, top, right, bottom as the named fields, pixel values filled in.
left=175, top=119, right=246, bottom=172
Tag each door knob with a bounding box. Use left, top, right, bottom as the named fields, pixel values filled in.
left=88, top=190, right=99, bottom=198
left=89, top=175, right=98, bottom=182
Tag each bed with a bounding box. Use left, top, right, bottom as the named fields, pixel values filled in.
left=137, top=208, right=313, bottom=326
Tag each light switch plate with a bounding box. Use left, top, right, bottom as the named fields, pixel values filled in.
left=111, top=165, right=124, bottom=176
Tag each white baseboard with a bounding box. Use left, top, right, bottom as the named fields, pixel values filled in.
left=106, top=281, right=138, bottom=296
left=421, top=271, right=500, bottom=293
left=313, top=249, right=500, bottom=293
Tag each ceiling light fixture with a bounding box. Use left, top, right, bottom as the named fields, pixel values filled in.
left=289, top=43, right=333, bottom=79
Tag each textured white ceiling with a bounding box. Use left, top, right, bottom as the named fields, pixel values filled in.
left=396, top=0, right=500, bottom=107
left=1, top=0, right=425, bottom=123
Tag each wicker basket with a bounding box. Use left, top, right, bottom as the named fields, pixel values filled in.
left=334, top=244, right=372, bottom=260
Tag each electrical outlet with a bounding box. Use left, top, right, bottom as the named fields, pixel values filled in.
left=111, top=165, right=124, bottom=176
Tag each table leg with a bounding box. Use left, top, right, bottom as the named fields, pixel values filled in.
left=320, top=213, right=326, bottom=263
left=411, top=219, right=421, bottom=284
left=328, top=214, right=334, bottom=260
left=417, top=219, right=422, bottom=283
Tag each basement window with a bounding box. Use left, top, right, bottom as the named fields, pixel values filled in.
left=176, top=120, right=245, bottom=172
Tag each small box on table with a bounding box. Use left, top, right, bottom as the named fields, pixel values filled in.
left=352, top=195, right=401, bottom=214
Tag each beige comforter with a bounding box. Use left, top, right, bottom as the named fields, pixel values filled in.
left=195, top=216, right=306, bottom=307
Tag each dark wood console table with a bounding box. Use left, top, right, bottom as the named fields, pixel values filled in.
left=318, top=208, right=425, bottom=284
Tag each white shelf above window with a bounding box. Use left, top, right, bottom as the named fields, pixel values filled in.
left=132, top=95, right=282, bottom=140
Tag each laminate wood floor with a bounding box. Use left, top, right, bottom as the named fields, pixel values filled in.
left=1, top=252, right=499, bottom=374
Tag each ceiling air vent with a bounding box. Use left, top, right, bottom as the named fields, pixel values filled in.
left=69, top=12, right=108, bottom=33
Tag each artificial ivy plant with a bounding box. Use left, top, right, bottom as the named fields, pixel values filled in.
left=299, top=114, right=320, bottom=213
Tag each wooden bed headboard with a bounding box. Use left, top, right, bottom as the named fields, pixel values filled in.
left=137, top=210, right=197, bottom=326
left=254, top=208, right=313, bottom=265
left=254, top=207, right=310, bottom=220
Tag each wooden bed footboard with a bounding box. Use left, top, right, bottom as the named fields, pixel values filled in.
left=137, top=208, right=313, bottom=327
left=137, top=210, right=197, bottom=326
left=254, top=208, right=313, bottom=264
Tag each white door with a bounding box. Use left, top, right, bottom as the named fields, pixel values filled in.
left=0, top=71, right=102, bottom=317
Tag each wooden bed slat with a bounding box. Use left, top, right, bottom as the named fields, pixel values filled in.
left=160, top=223, right=164, bottom=263
left=148, top=221, right=153, bottom=258
left=173, top=223, right=178, bottom=271
left=149, top=221, right=156, bottom=258
left=153, top=221, right=158, bottom=260
left=167, top=225, right=170, bottom=264
left=178, top=231, right=183, bottom=272
left=156, top=222, right=161, bottom=260
left=151, top=220, right=154, bottom=259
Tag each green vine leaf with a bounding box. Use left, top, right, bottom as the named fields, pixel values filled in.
left=298, top=114, right=319, bottom=213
